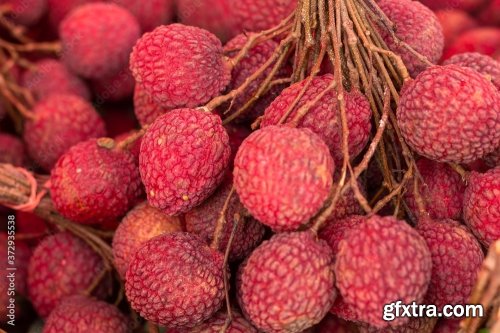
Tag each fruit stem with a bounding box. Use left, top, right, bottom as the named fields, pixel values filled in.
left=210, top=186, right=235, bottom=250
left=115, top=127, right=148, bottom=151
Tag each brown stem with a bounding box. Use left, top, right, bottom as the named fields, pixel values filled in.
left=210, top=186, right=235, bottom=250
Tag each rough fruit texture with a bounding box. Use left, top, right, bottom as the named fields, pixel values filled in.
left=2, top=0, right=47, bottom=26
left=47, top=0, right=103, bottom=28
left=130, top=24, right=230, bottom=109
left=23, top=94, right=106, bottom=171
left=359, top=318, right=436, bottom=333
left=22, top=59, right=91, bottom=101
left=140, top=109, right=230, bottom=215
left=111, top=0, right=174, bottom=32
left=463, top=167, right=500, bottom=247
left=238, top=231, right=336, bottom=333
left=185, top=182, right=266, bottom=261
left=133, top=84, right=170, bottom=126
left=405, top=158, right=465, bottom=220
left=27, top=232, right=109, bottom=318
left=418, top=0, right=487, bottom=11
left=378, top=0, right=444, bottom=76
left=324, top=183, right=364, bottom=222
left=398, top=65, right=500, bottom=163
left=92, top=68, right=135, bottom=102
left=50, top=138, right=143, bottom=224
left=43, top=295, right=131, bottom=333
left=335, top=216, right=432, bottom=328
left=443, top=28, right=500, bottom=60
left=112, top=202, right=183, bottom=277
left=179, top=310, right=258, bottom=333
left=435, top=10, right=477, bottom=47
left=261, top=74, right=372, bottom=166
left=125, top=232, right=225, bottom=328
left=0, top=133, right=26, bottom=166
left=234, top=126, right=334, bottom=231
left=443, top=52, right=500, bottom=90
left=60, top=3, right=141, bottom=79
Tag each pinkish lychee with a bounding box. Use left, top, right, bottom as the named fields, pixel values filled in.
left=1, top=0, right=47, bottom=26
left=133, top=84, right=170, bottom=126
left=233, top=126, right=334, bottom=232
left=179, top=309, right=258, bottom=333
left=418, top=0, right=487, bottom=12
left=435, top=10, right=477, bottom=47
left=111, top=0, right=174, bottom=32
left=47, top=0, right=103, bottom=28
left=443, top=28, right=500, bottom=60
left=443, top=52, right=500, bottom=90
left=139, top=108, right=231, bottom=215
left=0, top=133, right=26, bottom=166
left=92, top=68, right=135, bottom=102
left=321, top=180, right=365, bottom=223
left=398, top=65, right=500, bottom=163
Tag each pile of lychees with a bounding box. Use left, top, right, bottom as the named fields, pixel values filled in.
left=0, top=0, right=499, bottom=333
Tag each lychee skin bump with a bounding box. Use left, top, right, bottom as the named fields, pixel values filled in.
left=0, top=133, right=26, bottom=166
left=443, top=52, right=500, bottom=90
left=397, top=65, right=500, bottom=163
left=133, top=84, right=170, bottom=126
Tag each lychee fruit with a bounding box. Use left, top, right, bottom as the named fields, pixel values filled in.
left=313, top=314, right=357, bottom=333
left=125, top=232, right=225, bottom=328
left=418, top=0, right=488, bottom=11
left=478, top=0, right=500, bottom=26
left=133, top=84, right=170, bottom=126
left=233, top=125, right=334, bottom=232
left=398, top=65, right=500, bottom=163
left=463, top=167, right=500, bottom=247
left=443, top=28, right=500, bottom=60
left=433, top=319, right=461, bottom=333
left=405, top=158, right=466, bottom=220
left=43, top=295, right=131, bottom=333
left=139, top=108, right=230, bottom=215
left=92, top=68, right=135, bottom=103
left=112, top=201, right=183, bottom=278
left=130, top=24, right=231, bottom=109
left=27, top=232, right=109, bottom=318
left=2, top=0, right=47, bottom=26
left=237, top=231, right=336, bottom=333
left=484, top=149, right=500, bottom=168
left=185, top=182, right=266, bottom=261
left=261, top=74, right=372, bottom=166
left=46, top=0, right=103, bottom=28
left=60, top=3, right=141, bottom=79
left=378, top=0, right=444, bottom=76
left=114, top=130, right=142, bottom=163
left=50, top=138, right=143, bottom=224
left=323, top=183, right=364, bottom=222
left=23, top=93, right=106, bottom=171
left=16, top=211, right=48, bottom=241
left=443, top=52, right=500, bottom=90
left=225, top=124, right=251, bottom=169
left=179, top=309, right=258, bottom=333
left=435, top=10, right=477, bottom=47
left=0, top=133, right=26, bottom=166
left=22, top=59, right=91, bottom=101
left=335, top=215, right=432, bottom=328
left=359, top=317, right=436, bottom=333
left=319, top=215, right=364, bottom=260
left=111, top=0, right=174, bottom=32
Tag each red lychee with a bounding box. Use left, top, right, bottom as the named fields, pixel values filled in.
left=418, top=0, right=487, bottom=11
left=22, top=59, right=91, bottom=101
left=398, top=65, right=500, bottom=163
left=15, top=211, right=48, bottom=240
left=60, top=3, right=141, bottom=79
left=112, top=202, right=183, bottom=277
left=111, top=0, right=174, bottom=32
left=225, top=124, right=251, bottom=169
left=43, top=295, right=131, bottom=333
left=139, top=109, right=230, bottom=215
left=130, top=24, right=231, bottom=109
left=50, top=138, right=143, bottom=224
left=463, top=167, right=500, bottom=247
left=179, top=309, right=258, bottom=333
left=359, top=318, right=436, bottom=333
left=484, top=149, right=500, bottom=168
left=125, top=232, right=225, bottom=328
left=313, top=314, right=358, bottom=333
left=323, top=183, right=364, bottom=222
left=101, top=105, right=138, bottom=137
left=1, top=0, right=47, bottom=26
left=133, top=84, right=170, bottom=126
left=335, top=215, right=432, bottom=328
left=47, top=0, right=103, bottom=28
left=23, top=94, right=106, bottom=171
left=237, top=231, right=336, bottom=332
left=92, top=68, right=135, bottom=102
left=443, top=28, right=500, bottom=60
left=433, top=319, right=461, bottom=333
left=0, top=133, right=26, bottom=166
left=319, top=215, right=364, bottom=260
left=435, top=10, right=477, bottom=47
left=443, top=52, right=500, bottom=90
left=114, top=130, right=142, bottom=163
left=27, top=232, right=109, bottom=318
left=233, top=126, right=334, bottom=232
left=378, top=0, right=444, bottom=76
left=261, top=74, right=372, bottom=166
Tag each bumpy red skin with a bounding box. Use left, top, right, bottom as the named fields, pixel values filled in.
left=27, top=232, right=109, bottom=318
left=433, top=319, right=461, bottom=333
left=238, top=231, right=336, bottom=333
left=234, top=126, right=334, bottom=232
left=261, top=75, right=372, bottom=166
left=130, top=24, right=230, bottom=109
left=398, top=65, right=500, bottom=163
left=335, top=216, right=432, bottom=328
left=92, top=68, right=135, bottom=102
left=405, top=159, right=465, bottom=220
left=23, top=94, right=106, bottom=171
left=50, top=139, right=143, bottom=224
left=443, top=52, right=500, bottom=90
left=185, top=182, right=266, bottom=261
left=112, top=202, right=183, bottom=278
left=418, top=0, right=487, bottom=12
left=47, top=0, right=103, bottom=28
left=359, top=318, right=436, bottom=333
left=435, top=10, right=477, bottom=47
left=378, top=0, right=444, bottom=77
left=133, top=84, right=170, bottom=126
left=125, top=232, right=225, bottom=328
left=60, top=3, right=140, bottom=79
left=43, top=295, right=131, bottom=333
left=443, top=28, right=500, bottom=60
left=323, top=181, right=365, bottom=222
left=178, top=310, right=258, bottom=333
left=463, top=167, right=500, bottom=247
left=0, top=133, right=26, bottom=166
left=111, top=0, right=174, bottom=32
left=2, top=0, right=47, bottom=26
left=140, top=109, right=230, bottom=215
left=22, top=59, right=91, bottom=101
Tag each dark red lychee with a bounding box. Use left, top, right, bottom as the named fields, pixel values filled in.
left=261, top=74, right=372, bottom=166
left=27, top=232, right=109, bottom=317
left=125, top=232, right=225, bottom=328
left=185, top=182, right=266, bottom=261
left=133, top=84, right=170, bottom=126
left=60, top=3, right=141, bottom=79
left=47, top=0, right=103, bottom=28
left=433, top=319, right=461, bottom=333
left=111, top=0, right=174, bottom=32
left=435, top=10, right=477, bottom=47
left=463, top=167, right=500, bottom=247
left=322, top=181, right=365, bottom=222
left=50, top=138, right=143, bottom=224
left=237, top=231, right=336, bottom=333
left=398, top=65, right=500, bottom=163
left=225, top=124, right=251, bottom=169
left=405, top=158, right=465, bottom=220
left=112, top=202, right=183, bottom=277
left=378, top=0, right=444, bottom=76
left=92, top=68, right=135, bottom=102
left=313, top=314, right=357, bottom=333
left=478, top=0, right=500, bottom=26
left=139, top=108, right=230, bottom=215
left=43, top=295, right=131, bottom=333
left=418, top=0, right=487, bottom=11
left=359, top=318, right=436, bottom=333
left=443, top=28, right=500, bottom=60
left=130, top=24, right=231, bottom=109
left=233, top=126, right=334, bottom=232
left=114, top=130, right=142, bottom=163
left=0, top=133, right=26, bottom=166
left=2, top=0, right=47, bottom=26
left=179, top=309, right=258, bottom=333
left=23, top=94, right=106, bottom=170
left=443, top=52, right=500, bottom=90
left=484, top=149, right=500, bottom=168
left=335, top=215, right=432, bottom=328
left=16, top=211, right=48, bottom=240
